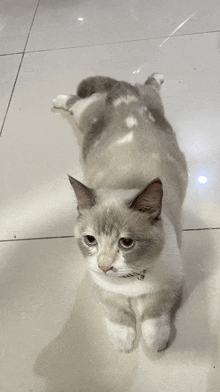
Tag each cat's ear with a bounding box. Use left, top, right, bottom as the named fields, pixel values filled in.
left=129, top=178, right=163, bottom=221
left=68, top=175, right=96, bottom=211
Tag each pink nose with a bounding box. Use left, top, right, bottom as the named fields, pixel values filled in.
left=99, top=266, right=112, bottom=272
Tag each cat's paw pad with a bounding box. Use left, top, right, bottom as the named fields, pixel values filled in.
left=105, top=318, right=136, bottom=353
left=141, top=314, right=170, bottom=351
left=53, top=95, right=70, bottom=110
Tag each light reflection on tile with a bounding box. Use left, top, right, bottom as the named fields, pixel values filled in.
left=0, top=0, right=39, bottom=55
left=26, top=0, right=220, bottom=52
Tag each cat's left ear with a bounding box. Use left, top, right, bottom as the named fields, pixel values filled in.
left=68, top=175, right=96, bottom=211
left=129, top=178, right=163, bottom=221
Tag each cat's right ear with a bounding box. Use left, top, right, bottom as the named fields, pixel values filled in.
left=68, top=175, right=96, bottom=211
left=128, top=178, right=163, bottom=221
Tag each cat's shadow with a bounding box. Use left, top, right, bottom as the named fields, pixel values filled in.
left=33, top=208, right=215, bottom=391
left=34, top=272, right=139, bottom=392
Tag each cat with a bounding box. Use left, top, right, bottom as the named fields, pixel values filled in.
left=53, top=73, right=188, bottom=353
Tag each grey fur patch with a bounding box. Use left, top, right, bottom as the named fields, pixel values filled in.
left=77, top=76, right=119, bottom=98
left=82, top=81, right=140, bottom=160
left=95, top=284, right=136, bottom=327
left=140, top=287, right=182, bottom=321
left=66, top=95, right=81, bottom=109
left=82, top=116, right=106, bottom=160
left=106, top=81, right=140, bottom=107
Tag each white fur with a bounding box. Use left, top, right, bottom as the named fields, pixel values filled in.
left=116, top=131, right=133, bottom=145
left=89, top=214, right=183, bottom=297
left=153, top=73, right=164, bottom=86
left=141, top=313, right=170, bottom=351
left=113, top=95, right=138, bottom=107
left=125, top=116, right=138, bottom=128
left=105, top=318, right=136, bottom=352
left=151, top=153, right=159, bottom=160
left=138, top=106, right=148, bottom=115
left=53, top=95, right=70, bottom=110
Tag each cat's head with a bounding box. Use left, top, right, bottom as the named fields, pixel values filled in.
left=69, top=176, right=164, bottom=279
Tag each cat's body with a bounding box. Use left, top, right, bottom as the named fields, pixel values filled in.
left=53, top=74, right=188, bottom=352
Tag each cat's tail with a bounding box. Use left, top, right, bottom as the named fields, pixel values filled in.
left=77, top=76, right=119, bottom=98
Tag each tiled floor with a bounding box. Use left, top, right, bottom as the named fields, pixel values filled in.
left=1, top=1, right=220, bottom=391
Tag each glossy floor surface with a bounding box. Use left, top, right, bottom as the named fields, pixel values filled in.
left=1, top=1, right=220, bottom=391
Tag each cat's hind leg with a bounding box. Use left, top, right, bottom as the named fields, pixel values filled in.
left=144, top=72, right=164, bottom=90
left=53, top=93, right=106, bottom=133
left=53, top=94, right=81, bottom=111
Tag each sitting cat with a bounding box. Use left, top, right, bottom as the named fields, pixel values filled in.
left=53, top=73, right=188, bottom=352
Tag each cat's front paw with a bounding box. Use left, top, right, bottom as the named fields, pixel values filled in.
left=141, top=314, right=170, bottom=351
left=53, top=94, right=70, bottom=110
left=105, top=318, right=136, bottom=353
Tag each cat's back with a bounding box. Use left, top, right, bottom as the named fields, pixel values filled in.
left=84, top=97, right=187, bottom=197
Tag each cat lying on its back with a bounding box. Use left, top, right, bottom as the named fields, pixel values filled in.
left=53, top=73, right=188, bottom=352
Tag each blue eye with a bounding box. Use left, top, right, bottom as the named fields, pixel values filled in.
left=84, top=235, right=97, bottom=246
left=119, top=238, right=135, bottom=249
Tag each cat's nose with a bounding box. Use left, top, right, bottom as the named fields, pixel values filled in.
left=99, top=266, right=112, bottom=273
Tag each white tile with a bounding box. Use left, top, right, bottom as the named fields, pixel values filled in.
left=26, top=0, right=220, bottom=52
left=0, top=0, right=39, bottom=55
left=0, top=54, right=22, bottom=130
left=1, top=231, right=220, bottom=391
left=1, top=32, right=220, bottom=240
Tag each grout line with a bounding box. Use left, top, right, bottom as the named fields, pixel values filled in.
left=0, top=52, right=23, bottom=57
left=23, top=0, right=41, bottom=53
left=0, top=227, right=220, bottom=243
left=24, top=29, right=220, bottom=54
left=0, top=0, right=41, bottom=137
left=0, top=235, right=75, bottom=243
left=183, top=227, right=220, bottom=232
left=1, top=29, right=220, bottom=58
left=0, top=53, right=25, bottom=136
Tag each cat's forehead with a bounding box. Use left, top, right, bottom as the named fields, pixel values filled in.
left=95, top=188, right=138, bottom=204
left=90, top=202, right=130, bottom=236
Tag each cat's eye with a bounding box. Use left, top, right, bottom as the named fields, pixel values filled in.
left=119, top=237, right=135, bottom=249
left=84, top=235, right=97, bottom=246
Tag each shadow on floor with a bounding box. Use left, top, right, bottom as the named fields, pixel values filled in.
left=32, top=207, right=217, bottom=391
left=34, top=272, right=139, bottom=392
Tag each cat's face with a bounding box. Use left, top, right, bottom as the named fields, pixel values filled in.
left=69, top=176, right=164, bottom=279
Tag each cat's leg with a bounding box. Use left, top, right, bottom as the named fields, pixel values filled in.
left=137, top=74, right=174, bottom=133
left=144, top=72, right=164, bottom=90
left=53, top=94, right=81, bottom=111
left=139, top=287, right=182, bottom=351
left=96, top=287, right=136, bottom=353
left=53, top=93, right=106, bottom=132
